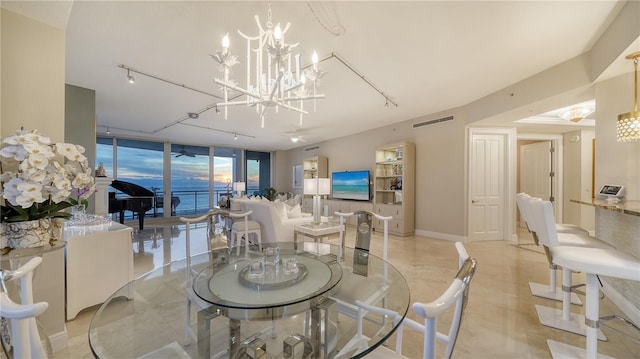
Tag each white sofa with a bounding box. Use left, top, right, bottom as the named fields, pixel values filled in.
left=233, top=198, right=313, bottom=243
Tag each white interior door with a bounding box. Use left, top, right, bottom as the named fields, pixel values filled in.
left=469, top=134, right=505, bottom=241
left=520, top=141, right=552, bottom=201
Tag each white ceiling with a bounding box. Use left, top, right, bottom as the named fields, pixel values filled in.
left=4, top=1, right=630, bottom=151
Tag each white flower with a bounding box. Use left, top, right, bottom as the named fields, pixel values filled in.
left=0, top=128, right=95, bottom=220
left=56, top=143, right=84, bottom=162
left=15, top=181, right=45, bottom=207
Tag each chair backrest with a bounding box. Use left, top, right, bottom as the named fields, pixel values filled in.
left=527, top=199, right=560, bottom=248
left=354, top=255, right=477, bottom=359
left=413, top=256, right=477, bottom=359
left=0, top=257, right=49, bottom=359
left=335, top=210, right=392, bottom=262
left=180, top=209, right=230, bottom=282
left=515, top=193, right=532, bottom=230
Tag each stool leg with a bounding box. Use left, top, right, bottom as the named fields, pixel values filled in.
left=562, top=268, right=571, bottom=321
left=585, top=273, right=599, bottom=359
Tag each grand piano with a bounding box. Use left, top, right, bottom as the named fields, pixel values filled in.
left=109, top=180, right=155, bottom=230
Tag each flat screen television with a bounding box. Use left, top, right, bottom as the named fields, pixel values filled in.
left=331, top=170, right=370, bottom=201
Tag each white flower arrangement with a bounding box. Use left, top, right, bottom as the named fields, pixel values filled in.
left=0, top=128, right=95, bottom=222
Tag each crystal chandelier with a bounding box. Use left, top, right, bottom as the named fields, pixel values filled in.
left=561, top=106, right=594, bottom=123
left=617, top=51, right=640, bottom=142
left=212, top=4, right=325, bottom=128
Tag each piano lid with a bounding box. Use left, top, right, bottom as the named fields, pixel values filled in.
left=110, top=180, right=154, bottom=197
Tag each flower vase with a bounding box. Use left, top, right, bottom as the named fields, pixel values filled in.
left=0, top=218, right=52, bottom=249
left=71, top=204, right=86, bottom=222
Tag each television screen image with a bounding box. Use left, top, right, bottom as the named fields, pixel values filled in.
left=331, top=171, right=370, bottom=201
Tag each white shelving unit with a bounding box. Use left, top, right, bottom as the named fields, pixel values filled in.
left=373, top=142, right=415, bottom=236
left=303, top=156, right=328, bottom=179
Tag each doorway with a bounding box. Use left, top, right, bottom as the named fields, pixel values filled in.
left=468, top=128, right=516, bottom=241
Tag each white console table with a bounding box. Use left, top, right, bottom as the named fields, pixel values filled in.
left=64, top=221, right=133, bottom=320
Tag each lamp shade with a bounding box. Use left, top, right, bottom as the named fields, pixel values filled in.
left=304, top=178, right=331, bottom=195
left=233, top=182, right=246, bottom=192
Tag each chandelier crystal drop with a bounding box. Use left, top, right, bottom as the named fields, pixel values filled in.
left=617, top=52, right=640, bottom=142
left=212, top=4, right=325, bottom=128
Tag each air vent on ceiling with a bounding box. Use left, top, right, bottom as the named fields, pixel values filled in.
left=305, top=146, right=320, bottom=151
left=413, top=115, right=454, bottom=128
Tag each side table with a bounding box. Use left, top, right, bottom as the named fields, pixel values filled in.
left=294, top=222, right=343, bottom=244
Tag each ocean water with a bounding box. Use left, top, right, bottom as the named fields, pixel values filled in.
left=113, top=177, right=260, bottom=214
left=333, top=184, right=369, bottom=201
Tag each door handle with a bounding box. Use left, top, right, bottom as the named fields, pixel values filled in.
left=471, top=200, right=479, bottom=203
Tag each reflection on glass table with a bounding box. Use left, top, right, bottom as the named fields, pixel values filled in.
left=89, top=242, right=410, bottom=359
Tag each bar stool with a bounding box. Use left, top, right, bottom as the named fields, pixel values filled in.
left=550, top=245, right=640, bottom=358
left=516, top=193, right=594, bottom=304
left=526, top=197, right=614, bottom=339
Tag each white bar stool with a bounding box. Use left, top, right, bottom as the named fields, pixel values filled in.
left=516, top=193, right=594, bottom=304
left=551, top=246, right=640, bottom=358
left=526, top=198, right=613, bottom=339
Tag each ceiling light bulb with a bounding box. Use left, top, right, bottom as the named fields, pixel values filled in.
left=106, top=127, right=111, bottom=134
left=234, top=133, right=238, bottom=140
left=291, top=136, right=299, bottom=143
left=222, top=34, right=230, bottom=49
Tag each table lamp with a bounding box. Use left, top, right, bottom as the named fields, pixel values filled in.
left=304, top=178, right=330, bottom=224
left=233, top=181, right=246, bottom=197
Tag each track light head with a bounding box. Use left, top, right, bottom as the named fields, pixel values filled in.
left=106, top=127, right=111, bottom=134
left=127, top=69, right=135, bottom=84
left=233, top=133, right=238, bottom=140
left=187, top=112, right=199, bottom=119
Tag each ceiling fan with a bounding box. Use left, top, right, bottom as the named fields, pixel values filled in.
left=174, top=146, right=196, bottom=158
left=283, top=128, right=319, bottom=143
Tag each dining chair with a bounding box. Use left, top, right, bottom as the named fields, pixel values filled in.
left=528, top=199, right=640, bottom=359
left=180, top=209, right=246, bottom=347
left=0, top=257, right=50, bottom=359
left=332, top=210, right=392, bottom=320
left=339, top=255, right=478, bottom=359
left=517, top=194, right=612, bottom=306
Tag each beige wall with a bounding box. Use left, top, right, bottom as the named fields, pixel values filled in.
left=0, top=8, right=67, bottom=349
left=1, top=9, right=65, bottom=141
left=563, top=130, right=596, bottom=230
left=595, top=73, right=640, bottom=200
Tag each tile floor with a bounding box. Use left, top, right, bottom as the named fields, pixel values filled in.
left=53, top=219, right=639, bottom=358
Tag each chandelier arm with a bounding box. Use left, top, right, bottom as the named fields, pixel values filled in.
left=214, top=79, right=262, bottom=100
left=268, top=72, right=285, bottom=101
left=283, top=95, right=326, bottom=101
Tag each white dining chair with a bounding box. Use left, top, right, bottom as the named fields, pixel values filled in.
left=0, top=257, right=50, bottom=359
left=340, top=255, right=478, bottom=359
left=332, top=210, right=392, bottom=321
left=180, top=209, right=250, bottom=347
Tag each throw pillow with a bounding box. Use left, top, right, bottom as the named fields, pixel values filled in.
left=274, top=201, right=288, bottom=220
left=287, top=204, right=302, bottom=218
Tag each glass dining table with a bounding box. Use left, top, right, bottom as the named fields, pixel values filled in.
left=89, top=242, right=410, bottom=359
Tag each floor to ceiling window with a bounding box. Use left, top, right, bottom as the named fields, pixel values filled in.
left=246, top=151, right=271, bottom=196
left=96, top=137, right=270, bottom=217
left=170, top=144, right=210, bottom=215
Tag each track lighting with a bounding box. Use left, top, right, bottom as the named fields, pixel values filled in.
left=106, top=127, right=111, bottom=135
left=384, top=98, right=390, bottom=108
left=187, top=112, right=199, bottom=119
left=233, top=133, right=238, bottom=140
left=127, top=69, right=135, bottom=84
